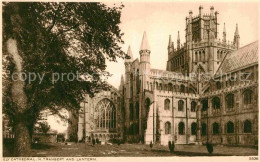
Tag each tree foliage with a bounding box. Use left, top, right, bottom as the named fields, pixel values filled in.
left=35, top=121, right=50, bottom=134
left=3, top=2, right=125, bottom=130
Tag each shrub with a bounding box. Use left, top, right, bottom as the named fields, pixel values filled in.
left=206, top=142, right=213, bottom=154
left=168, top=141, right=175, bottom=153
left=92, top=139, right=95, bottom=145
left=150, top=141, right=153, bottom=149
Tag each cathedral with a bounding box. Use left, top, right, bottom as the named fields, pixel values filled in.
left=75, top=6, right=258, bottom=146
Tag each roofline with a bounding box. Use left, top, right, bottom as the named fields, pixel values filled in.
left=214, top=40, right=258, bottom=77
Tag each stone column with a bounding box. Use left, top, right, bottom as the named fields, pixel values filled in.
left=195, top=103, right=202, bottom=145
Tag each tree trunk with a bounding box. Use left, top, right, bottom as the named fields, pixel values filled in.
left=7, top=38, right=31, bottom=156
left=13, top=121, right=31, bottom=156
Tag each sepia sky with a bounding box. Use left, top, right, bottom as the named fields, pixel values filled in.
left=49, top=2, right=259, bottom=133
left=106, top=2, right=258, bottom=89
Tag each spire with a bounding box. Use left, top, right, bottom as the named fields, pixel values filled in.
left=223, top=23, right=226, bottom=43
left=233, top=24, right=240, bottom=49
left=199, top=5, right=203, bottom=17
left=125, top=45, right=133, bottom=62
left=119, top=74, right=124, bottom=91
left=223, top=23, right=226, bottom=33
left=168, top=35, right=172, bottom=47
left=235, top=23, right=239, bottom=35
left=177, top=31, right=180, bottom=49
left=140, top=31, right=150, bottom=51
left=120, top=74, right=124, bottom=85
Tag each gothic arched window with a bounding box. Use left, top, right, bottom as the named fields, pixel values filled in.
left=168, top=83, right=173, bottom=92
left=191, top=122, right=197, bottom=135
left=180, top=84, right=185, bottom=93
left=201, top=123, right=207, bottom=136
left=195, top=52, right=198, bottom=62
left=191, top=101, right=196, bottom=112
left=216, top=81, right=221, bottom=90
left=94, top=98, right=116, bottom=131
left=243, top=89, right=253, bottom=105
left=226, top=121, right=234, bottom=133
left=244, top=120, right=252, bottom=133
left=165, top=122, right=171, bottom=134
left=212, top=97, right=220, bottom=109
left=226, top=94, right=234, bottom=109
left=201, top=99, right=208, bottom=111
left=164, top=99, right=170, bottom=110
left=212, top=122, right=219, bottom=134
left=178, top=100, right=184, bottom=111
left=178, top=122, right=185, bottom=135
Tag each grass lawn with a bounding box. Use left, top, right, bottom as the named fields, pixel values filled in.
left=3, top=142, right=258, bottom=157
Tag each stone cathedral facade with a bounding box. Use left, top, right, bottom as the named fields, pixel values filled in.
left=75, top=6, right=258, bottom=146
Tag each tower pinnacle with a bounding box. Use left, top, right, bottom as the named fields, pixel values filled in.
left=223, top=23, right=226, bottom=43
left=168, top=35, right=172, bottom=47
left=125, top=45, right=133, bottom=62
left=177, top=31, right=180, bottom=49
left=235, top=23, right=239, bottom=35
left=140, top=31, right=150, bottom=51
left=233, top=24, right=240, bottom=49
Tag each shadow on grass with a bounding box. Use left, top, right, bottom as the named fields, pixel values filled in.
left=151, top=149, right=230, bottom=156
left=31, top=143, right=57, bottom=150
left=3, top=139, right=57, bottom=157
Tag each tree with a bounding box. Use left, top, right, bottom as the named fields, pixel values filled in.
left=3, top=2, right=125, bottom=156
left=35, top=121, right=51, bottom=135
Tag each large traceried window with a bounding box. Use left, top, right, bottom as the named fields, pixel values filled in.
left=94, top=99, right=116, bottom=131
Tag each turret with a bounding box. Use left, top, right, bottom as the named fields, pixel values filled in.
left=233, top=24, right=240, bottom=49
left=168, top=35, right=173, bottom=55
left=119, top=74, right=124, bottom=92
left=199, top=5, right=203, bottom=17
left=223, top=23, right=226, bottom=43
left=177, top=31, right=180, bottom=50
left=125, top=45, right=133, bottom=75
left=210, top=6, right=214, bottom=16
left=139, top=31, right=151, bottom=74
left=199, top=6, right=204, bottom=40
left=125, top=45, right=133, bottom=63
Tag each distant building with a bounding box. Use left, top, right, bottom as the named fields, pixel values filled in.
left=75, top=6, right=258, bottom=146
